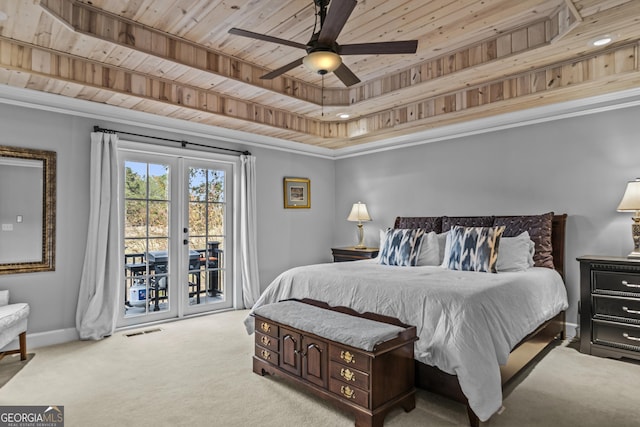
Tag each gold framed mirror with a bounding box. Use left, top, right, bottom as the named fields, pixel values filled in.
left=0, top=145, right=56, bottom=274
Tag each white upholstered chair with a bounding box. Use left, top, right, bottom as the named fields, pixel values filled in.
left=0, top=290, right=30, bottom=360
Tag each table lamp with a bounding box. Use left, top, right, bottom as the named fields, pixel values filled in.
left=347, top=202, right=372, bottom=249
left=617, top=178, right=640, bottom=258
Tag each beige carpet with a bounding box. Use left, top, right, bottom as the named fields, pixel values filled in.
left=0, top=310, right=639, bottom=427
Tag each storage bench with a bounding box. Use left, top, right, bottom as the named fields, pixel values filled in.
left=252, top=299, right=418, bottom=427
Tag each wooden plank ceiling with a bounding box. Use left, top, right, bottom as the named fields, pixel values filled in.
left=0, top=0, right=638, bottom=150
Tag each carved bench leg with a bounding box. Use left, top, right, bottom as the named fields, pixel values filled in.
left=19, top=332, right=27, bottom=361
left=401, top=394, right=416, bottom=412
left=354, top=412, right=384, bottom=427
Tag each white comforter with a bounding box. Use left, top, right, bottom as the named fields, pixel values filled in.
left=246, top=260, right=568, bottom=421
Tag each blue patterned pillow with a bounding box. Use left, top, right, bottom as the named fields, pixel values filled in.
left=378, top=228, right=426, bottom=266
left=443, top=226, right=505, bottom=273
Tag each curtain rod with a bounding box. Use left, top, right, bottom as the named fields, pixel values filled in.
left=93, top=126, right=251, bottom=156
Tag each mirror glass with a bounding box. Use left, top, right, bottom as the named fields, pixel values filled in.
left=0, top=145, right=56, bottom=274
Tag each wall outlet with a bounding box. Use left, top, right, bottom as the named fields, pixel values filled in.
left=1, top=224, right=13, bottom=231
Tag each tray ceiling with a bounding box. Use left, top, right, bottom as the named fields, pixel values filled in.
left=0, top=0, right=638, bottom=151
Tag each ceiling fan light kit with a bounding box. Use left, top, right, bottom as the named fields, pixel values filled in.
left=303, top=50, right=342, bottom=74
left=228, top=0, right=418, bottom=87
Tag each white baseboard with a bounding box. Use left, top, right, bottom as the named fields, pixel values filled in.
left=565, top=322, right=578, bottom=340
left=0, top=328, right=79, bottom=352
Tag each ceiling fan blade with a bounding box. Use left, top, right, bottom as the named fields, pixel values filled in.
left=260, top=57, right=305, bottom=80
left=318, top=0, right=357, bottom=45
left=333, top=63, right=361, bottom=87
left=340, top=40, right=418, bottom=55
left=228, top=28, right=307, bottom=50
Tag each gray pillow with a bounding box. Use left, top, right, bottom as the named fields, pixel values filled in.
left=493, top=212, right=554, bottom=269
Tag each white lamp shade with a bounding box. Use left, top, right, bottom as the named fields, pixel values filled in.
left=347, top=202, right=371, bottom=222
left=303, top=50, right=342, bottom=74
left=617, top=178, right=640, bottom=211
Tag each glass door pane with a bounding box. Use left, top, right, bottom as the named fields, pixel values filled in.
left=122, top=159, right=177, bottom=324
left=118, top=149, right=234, bottom=327
left=184, top=162, right=232, bottom=313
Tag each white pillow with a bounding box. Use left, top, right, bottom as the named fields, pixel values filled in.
left=377, top=228, right=387, bottom=259
left=496, top=231, right=535, bottom=272
left=0, top=290, right=8, bottom=306
left=416, top=231, right=439, bottom=266
left=438, top=231, right=450, bottom=266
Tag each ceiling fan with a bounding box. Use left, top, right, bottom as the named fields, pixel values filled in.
left=228, top=0, right=419, bottom=87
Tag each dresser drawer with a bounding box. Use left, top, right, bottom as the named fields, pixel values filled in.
left=256, top=332, right=279, bottom=351
left=329, top=378, right=369, bottom=408
left=593, top=295, right=640, bottom=323
left=593, top=271, right=640, bottom=295
left=592, top=320, right=640, bottom=351
left=255, top=317, right=279, bottom=338
left=329, top=346, right=369, bottom=372
left=255, top=344, right=279, bottom=365
left=329, top=362, right=370, bottom=391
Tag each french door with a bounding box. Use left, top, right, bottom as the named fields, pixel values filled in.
left=118, top=148, right=234, bottom=327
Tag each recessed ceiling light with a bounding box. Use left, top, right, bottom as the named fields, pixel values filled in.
left=0, top=11, right=8, bottom=21
left=592, top=36, right=613, bottom=47
left=337, top=113, right=350, bottom=119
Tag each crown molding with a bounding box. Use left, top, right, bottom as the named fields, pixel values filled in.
left=1, top=84, right=640, bottom=161
left=332, top=87, right=640, bottom=159
left=0, top=84, right=335, bottom=159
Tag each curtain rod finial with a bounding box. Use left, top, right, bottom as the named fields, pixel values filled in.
left=93, top=125, right=101, bottom=132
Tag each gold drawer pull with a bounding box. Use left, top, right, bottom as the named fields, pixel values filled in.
left=621, top=280, right=640, bottom=288
left=622, top=306, right=640, bottom=315
left=261, top=336, right=271, bottom=346
left=340, top=385, right=356, bottom=399
left=623, top=333, right=640, bottom=342
left=340, top=368, right=356, bottom=382
left=260, top=322, right=271, bottom=333
left=340, top=350, right=355, bottom=364
left=260, top=349, right=271, bottom=360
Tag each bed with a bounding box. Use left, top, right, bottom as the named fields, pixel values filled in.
left=246, top=213, right=568, bottom=426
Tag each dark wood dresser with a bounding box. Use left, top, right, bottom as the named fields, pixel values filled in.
left=253, top=299, right=417, bottom=427
left=331, top=247, right=379, bottom=262
left=578, top=255, right=640, bottom=361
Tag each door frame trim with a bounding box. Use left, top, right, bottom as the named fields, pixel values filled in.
left=117, top=140, right=241, bottom=328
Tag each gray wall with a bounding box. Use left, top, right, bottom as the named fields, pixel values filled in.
left=2, top=96, right=638, bottom=341
left=0, top=102, right=335, bottom=337
left=334, top=105, right=640, bottom=335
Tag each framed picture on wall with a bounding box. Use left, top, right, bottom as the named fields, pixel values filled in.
left=283, top=177, right=310, bottom=209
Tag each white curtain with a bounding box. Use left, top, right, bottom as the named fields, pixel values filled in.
left=76, top=132, right=122, bottom=340
left=240, top=154, right=260, bottom=308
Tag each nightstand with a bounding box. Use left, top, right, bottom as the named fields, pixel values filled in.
left=331, top=247, right=379, bottom=262
left=577, top=255, right=640, bottom=361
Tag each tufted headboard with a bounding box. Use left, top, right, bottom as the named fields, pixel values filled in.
left=393, top=214, right=567, bottom=278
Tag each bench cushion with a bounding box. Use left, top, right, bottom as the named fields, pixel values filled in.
left=254, top=301, right=405, bottom=351
left=0, top=303, right=29, bottom=350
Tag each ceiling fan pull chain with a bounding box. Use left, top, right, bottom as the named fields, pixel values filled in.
left=321, top=74, right=325, bottom=117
